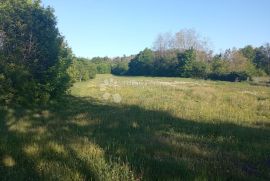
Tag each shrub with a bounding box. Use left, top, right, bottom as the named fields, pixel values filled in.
left=207, top=72, right=251, bottom=82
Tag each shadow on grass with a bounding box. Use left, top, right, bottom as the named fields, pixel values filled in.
left=0, top=96, right=270, bottom=180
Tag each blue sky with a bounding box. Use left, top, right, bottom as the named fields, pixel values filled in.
left=42, top=0, right=270, bottom=58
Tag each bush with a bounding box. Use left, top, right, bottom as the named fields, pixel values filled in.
left=208, top=72, right=251, bottom=82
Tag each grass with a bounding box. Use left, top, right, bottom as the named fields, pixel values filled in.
left=1, top=74, right=270, bottom=180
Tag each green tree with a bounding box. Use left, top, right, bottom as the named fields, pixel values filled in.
left=128, top=48, right=154, bottom=75
left=254, top=44, right=270, bottom=75
left=177, top=49, right=196, bottom=77
left=0, top=0, right=71, bottom=104
left=241, top=45, right=256, bottom=61
left=211, top=55, right=229, bottom=74
left=152, top=52, right=179, bottom=77
left=96, top=63, right=111, bottom=74
left=190, top=61, right=208, bottom=78
left=67, top=58, right=96, bottom=82
left=228, top=51, right=257, bottom=76
left=112, top=62, right=129, bottom=75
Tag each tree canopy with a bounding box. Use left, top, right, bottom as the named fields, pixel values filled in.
left=114, top=30, right=269, bottom=81
left=0, top=0, right=72, bottom=104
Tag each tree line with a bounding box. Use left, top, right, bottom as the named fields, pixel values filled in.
left=67, top=55, right=134, bottom=82
left=78, top=29, right=270, bottom=82
left=1, top=0, right=269, bottom=105
left=124, top=30, right=270, bottom=81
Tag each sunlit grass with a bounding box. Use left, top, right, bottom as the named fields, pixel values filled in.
left=72, top=74, right=270, bottom=125
left=0, top=74, right=269, bottom=180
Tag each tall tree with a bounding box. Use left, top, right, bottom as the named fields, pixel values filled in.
left=128, top=48, right=154, bottom=75
left=210, top=55, right=229, bottom=74
left=153, top=32, right=174, bottom=57
left=254, top=44, right=270, bottom=75
left=241, top=45, right=256, bottom=61
left=177, top=49, right=196, bottom=77
left=0, top=0, right=71, bottom=104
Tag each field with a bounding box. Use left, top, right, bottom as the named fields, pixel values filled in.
left=0, top=74, right=270, bottom=180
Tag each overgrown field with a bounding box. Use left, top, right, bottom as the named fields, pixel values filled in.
left=1, top=74, right=270, bottom=180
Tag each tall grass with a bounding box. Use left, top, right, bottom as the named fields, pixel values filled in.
left=0, top=74, right=269, bottom=180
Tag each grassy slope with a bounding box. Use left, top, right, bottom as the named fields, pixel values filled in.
left=0, top=74, right=270, bottom=180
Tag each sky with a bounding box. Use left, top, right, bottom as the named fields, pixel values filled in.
left=42, top=0, right=270, bottom=58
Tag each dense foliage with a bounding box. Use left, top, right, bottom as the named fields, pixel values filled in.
left=92, top=43, right=269, bottom=82
left=0, top=0, right=72, bottom=104
left=111, top=61, right=129, bottom=75
left=90, top=57, right=111, bottom=74
left=67, top=58, right=96, bottom=82
left=122, top=30, right=270, bottom=81
left=90, top=56, right=134, bottom=75
left=89, top=29, right=269, bottom=81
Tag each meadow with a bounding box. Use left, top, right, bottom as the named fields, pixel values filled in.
left=0, top=74, right=270, bottom=180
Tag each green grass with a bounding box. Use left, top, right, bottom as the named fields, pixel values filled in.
left=1, top=74, right=270, bottom=180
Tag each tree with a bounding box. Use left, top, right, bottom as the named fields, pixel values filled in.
left=0, top=0, right=71, bottom=104
left=90, top=56, right=112, bottom=74
left=128, top=48, right=154, bottom=75
left=68, top=58, right=96, bottom=82
left=226, top=50, right=257, bottom=76
left=153, top=29, right=210, bottom=56
left=190, top=61, right=208, bottom=78
left=174, top=29, right=206, bottom=51
left=49, top=42, right=73, bottom=97
left=111, top=62, right=129, bottom=75
left=152, top=50, right=179, bottom=76
left=241, top=45, right=256, bottom=61
left=208, top=49, right=255, bottom=81
left=177, top=49, right=196, bottom=77
left=96, top=63, right=111, bottom=74
left=153, top=32, right=174, bottom=57
left=210, top=55, right=229, bottom=74
left=254, top=44, right=270, bottom=75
